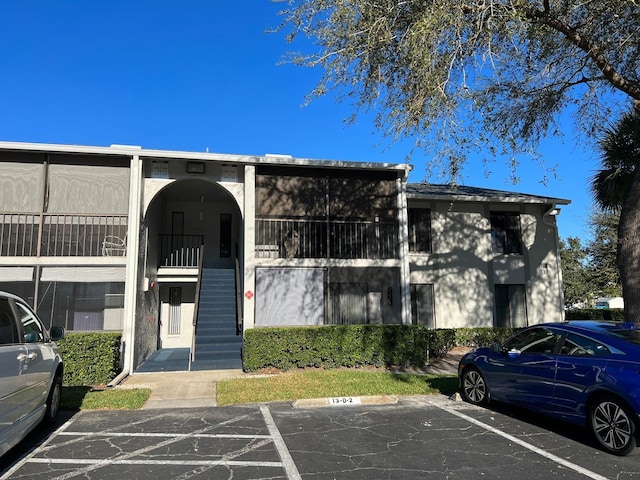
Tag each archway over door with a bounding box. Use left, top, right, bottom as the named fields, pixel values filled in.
left=133, top=178, right=243, bottom=371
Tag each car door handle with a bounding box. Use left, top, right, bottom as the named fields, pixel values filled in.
left=17, top=353, right=37, bottom=361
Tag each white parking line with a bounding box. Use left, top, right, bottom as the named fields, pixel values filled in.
left=260, top=405, right=302, bottom=480
left=57, top=432, right=272, bottom=439
left=1, top=411, right=295, bottom=480
left=27, top=458, right=283, bottom=467
left=0, top=416, right=75, bottom=480
left=429, top=400, right=610, bottom=480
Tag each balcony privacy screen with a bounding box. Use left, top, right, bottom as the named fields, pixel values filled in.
left=255, top=267, right=324, bottom=326
left=256, top=168, right=397, bottom=220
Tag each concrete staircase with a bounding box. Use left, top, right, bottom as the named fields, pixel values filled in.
left=191, top=268, right=242, bottom=371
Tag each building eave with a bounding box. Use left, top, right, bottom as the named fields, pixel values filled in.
left=0, top=140, right=410, bottom=175
left=406, top=183, right=571, bottom=206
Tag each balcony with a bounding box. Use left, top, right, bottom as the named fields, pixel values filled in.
left=0, top=213, right=128, bottom=257
left=159, top=234, right=204, bottom=267
left=255, top=218, right=399, bottom=260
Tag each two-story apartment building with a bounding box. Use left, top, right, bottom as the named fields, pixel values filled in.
left=0, top=141, right=569, bottom=374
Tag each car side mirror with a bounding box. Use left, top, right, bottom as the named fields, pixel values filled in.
left=50, top=326, right=65, bottom=341
left=490, top=342, right=502, bottom=353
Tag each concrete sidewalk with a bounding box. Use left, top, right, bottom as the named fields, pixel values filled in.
left=117, top=349, right=468, bottom=409
left=118, top=369, right=246, bottom=409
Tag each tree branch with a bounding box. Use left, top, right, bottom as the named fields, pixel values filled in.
left=527, top=7, right=640, bottom=102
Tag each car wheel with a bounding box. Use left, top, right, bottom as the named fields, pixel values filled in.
left=461, top=367, right=489, bottom=406
left=44, top=373, right=62, bottom=425
left=589, top=395, right=639, bottom=456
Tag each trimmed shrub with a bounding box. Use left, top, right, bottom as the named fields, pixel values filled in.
left=242, top=325, right=515, bottom=372
left=453, top=327, right=516, bottom=348
left=57, top=332, right=122, bottom=386
left=565, top=309, right=625, bottom=321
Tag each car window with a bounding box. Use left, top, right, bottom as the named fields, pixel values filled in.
left=504, top=327, right=562, bottom=354
left=0, top=297, right=18, bottom=345
left=16, top=302, right=45, bottom=343
left=560, top=332, right=611, bottom=356
left=609, top=329, right=640, bottom=346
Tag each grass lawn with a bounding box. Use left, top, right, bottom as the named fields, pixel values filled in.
left=62, top=386, right=151, bottom=411
left=217, top=370, right=459, bottom=406
left=60, top=371, right=458, bottom=410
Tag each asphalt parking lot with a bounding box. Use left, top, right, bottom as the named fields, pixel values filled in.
left=2, top=395, right=639, bottom=479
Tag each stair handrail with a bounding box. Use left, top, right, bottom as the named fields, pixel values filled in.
left=191, top=244, right=205, bottom=363
left=235, top=257, right=243, bottom=336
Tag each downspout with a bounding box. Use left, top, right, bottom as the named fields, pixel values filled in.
left=33, top=155, right=49, bottom=310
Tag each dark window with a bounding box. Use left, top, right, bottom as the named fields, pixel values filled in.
left=491, top=212, right=522, bottom=254
left=220, top=213, right=232, bottom=258
left=408, top=208, right=431, bottom=253
left=16, top=302, right=45, bottom=343
left=495, top=284, right=527, bottom=328
left=0, top=298, right=18, bottom=344
left=503, top=327, right=562, bottom=354
left=411, top=284, right=435, bottom=328
left=559, top=332, right=611, bottom=356
left=609, top=329, right=640, bottom=346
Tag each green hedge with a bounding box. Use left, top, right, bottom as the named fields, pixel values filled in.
left=243, top=325, right=515, bottom=372
left=565, top=308, right=625, bottom=321
left=57, top=332, right=122, bottom=386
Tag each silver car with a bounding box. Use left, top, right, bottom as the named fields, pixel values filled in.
left=0, top=291, right=64, bottom=457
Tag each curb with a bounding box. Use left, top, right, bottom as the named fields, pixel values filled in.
left=292, top=395, right=399, bottom=409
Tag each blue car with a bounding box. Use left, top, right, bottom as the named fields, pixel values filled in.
left=458, top=321, right=640, bottom=456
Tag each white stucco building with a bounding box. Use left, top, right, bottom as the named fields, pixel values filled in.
left=0, top=141, right=570, bottom=374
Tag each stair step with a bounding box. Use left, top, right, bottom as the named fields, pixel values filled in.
left=195, top=346, right=241, bottom=357
left=197, top=307, right=236, bottom=315
left=196, top=323, right=242, bottom=336
left=197, top=313, right=235, bottom=318
left=194, top=267, right=241, bottom=368
left=195, top=335, right=242, bottom=344
left=194, top=348, right=241, bottom=360
left=190, top=358, right=242, bottom=371
left=195, top=336, right=242, bottom=345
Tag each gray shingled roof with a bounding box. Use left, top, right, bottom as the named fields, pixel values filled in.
left=406, top=183, right=571, bottom=205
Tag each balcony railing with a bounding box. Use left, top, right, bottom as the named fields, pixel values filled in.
left=159, top=234, right=204, bottom=267
left=256, top=218, right=399, bottom=260
left=0, top=213, right=128, bottom=257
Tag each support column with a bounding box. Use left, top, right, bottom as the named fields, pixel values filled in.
left=122, top=155, right=143, bottom=375
left=398, top=174, right=412, bottom=325
left=242, top=165, right=256, bottom=330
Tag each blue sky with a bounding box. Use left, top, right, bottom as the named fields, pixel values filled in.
left=0, top=1, right=601, bottom=241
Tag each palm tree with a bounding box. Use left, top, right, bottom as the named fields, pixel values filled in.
left=590, top=111, right=640, bottom=323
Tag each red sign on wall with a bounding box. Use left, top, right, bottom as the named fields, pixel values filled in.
left=245, top=291, right=254, bottom=300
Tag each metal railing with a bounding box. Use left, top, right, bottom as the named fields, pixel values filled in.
left=255, top=218, right=399, bottom=259
left=159, top=234, right=204, bottom=267
left=0, top=213, right=128, bottom=257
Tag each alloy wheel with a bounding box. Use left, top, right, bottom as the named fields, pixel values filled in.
left=462, top=369, right=487, bottom=405
left=591, top=398, right=636, bottom=455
